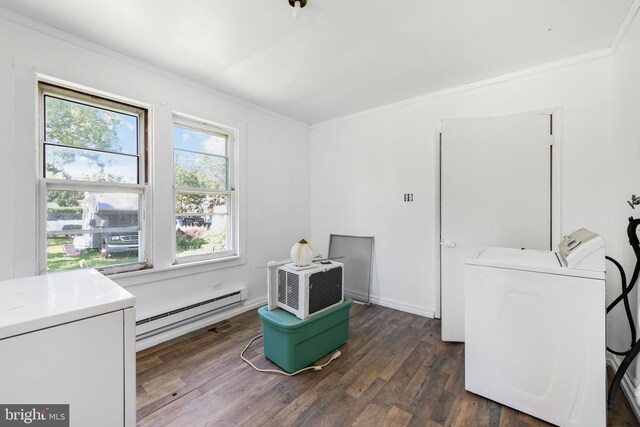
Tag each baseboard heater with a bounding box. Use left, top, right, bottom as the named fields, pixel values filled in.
left=135, top=289, right=246, bottom=340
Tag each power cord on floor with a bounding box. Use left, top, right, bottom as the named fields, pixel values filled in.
left=240, top=334, right=341, bottom=376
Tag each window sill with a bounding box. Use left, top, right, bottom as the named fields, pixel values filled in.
left=108, top=254, right=244, bottom=288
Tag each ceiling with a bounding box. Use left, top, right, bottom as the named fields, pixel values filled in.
left=0, top=0, right=633, bottom=124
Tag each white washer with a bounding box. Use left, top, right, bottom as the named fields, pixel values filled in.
left=464, top=229, right=606, bottom=427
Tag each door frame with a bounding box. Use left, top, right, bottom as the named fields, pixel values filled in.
left=433, top=108, right=563, bottom=319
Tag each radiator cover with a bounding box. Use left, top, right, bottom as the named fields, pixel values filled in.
left=276, top=261, right=344, bottom=320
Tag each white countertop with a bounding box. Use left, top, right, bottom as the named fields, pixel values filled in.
left=0, top=269, right=135, bottom=339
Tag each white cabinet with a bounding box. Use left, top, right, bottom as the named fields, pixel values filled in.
left=0, top=270, right=135, bottom=426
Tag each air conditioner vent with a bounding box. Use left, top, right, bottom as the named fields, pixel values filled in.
left=278, top=269, right=286, bottom=305
left=309, top=266, right=343, bottom=315
left=286, top=272, right=299, bottom=310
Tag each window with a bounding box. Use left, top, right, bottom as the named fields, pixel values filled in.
left=39, top=83, right=148, bottom=274
left=173, top=117, right=236, bottom=263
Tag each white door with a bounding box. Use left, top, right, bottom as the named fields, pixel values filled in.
left=440, top=116, right=552, bottom=342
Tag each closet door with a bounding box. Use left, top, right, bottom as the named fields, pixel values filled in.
left=440, top=115, right=552, bottom=342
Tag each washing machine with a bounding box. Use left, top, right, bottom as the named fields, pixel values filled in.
left=464, top=229, right=606, bottom=427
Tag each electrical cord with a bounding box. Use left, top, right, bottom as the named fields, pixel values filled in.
left=240, top=334, right=341, bottom=376
left=606, top=254, right=640, bottom=318
left=605, top=255, right=637, bottom=356
left=609, top=339, right=640, bottom=410
left=607, top=217, right=640, bottom=409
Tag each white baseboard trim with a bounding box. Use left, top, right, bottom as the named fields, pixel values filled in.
left=135, top=297, right=266, bottom=352
left=369, top=295, right=435, bottom=318
left=346, top=290, right=434, bottom=318
left=607, top=353, right=640, bottom=423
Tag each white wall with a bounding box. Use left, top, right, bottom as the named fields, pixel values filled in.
left=310, top=55, right=617, bottom=321
left=0, top=13, right=311, bottom=321
left=612, top=6, right=640, bottom=397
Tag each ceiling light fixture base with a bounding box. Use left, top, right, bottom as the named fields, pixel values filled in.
left=288, top=0, right=307, bottom=8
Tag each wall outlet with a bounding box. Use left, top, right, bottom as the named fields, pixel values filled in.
left=403, top=193, right=414, bottom=202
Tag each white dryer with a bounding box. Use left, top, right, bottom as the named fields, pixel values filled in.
left=464, top=229, right=606, bottom=427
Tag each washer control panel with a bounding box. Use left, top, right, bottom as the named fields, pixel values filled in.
left=557, top=228, right=605, bottom=271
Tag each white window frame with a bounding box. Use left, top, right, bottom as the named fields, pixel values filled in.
left=37, top=82, right=151, bottom=275
left=172, top=114, right=238, bottom=264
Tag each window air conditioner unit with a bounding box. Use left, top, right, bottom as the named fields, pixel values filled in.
left=276, top=261, right=344, bottom=320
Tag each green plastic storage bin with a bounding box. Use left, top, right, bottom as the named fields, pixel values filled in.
left=258, top=298, right=352, bottom=373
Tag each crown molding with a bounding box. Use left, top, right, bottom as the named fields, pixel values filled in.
left=611, top=0, right=640, bottom=54
left=312, top=48, right=612, bottom=129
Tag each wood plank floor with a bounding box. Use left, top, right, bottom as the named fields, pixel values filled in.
left=137, top=304, right=638, bottom=426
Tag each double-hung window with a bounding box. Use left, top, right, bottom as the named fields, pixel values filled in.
left=173, top=116, right=236, bottom=263
left=39, top=83, right=148, bottom=274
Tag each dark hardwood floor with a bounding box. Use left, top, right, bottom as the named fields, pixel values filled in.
left=136, top=304, right=638, bottom=426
